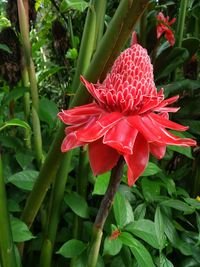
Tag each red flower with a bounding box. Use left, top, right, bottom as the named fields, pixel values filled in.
left=58, top=44, right=196, bottom=186
left=157, top=12, right=176, bottom=46
left=109, top=229, right=121, bottom=240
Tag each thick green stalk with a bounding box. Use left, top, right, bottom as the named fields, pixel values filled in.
left=176, top=0, right=188, bottom=47
left=17, top=0, right=43, bottom=167
left=39, top=152, right=72, bottom=267
left=87, top=157, right=125, bottom=267
left=0, top=155, right=18, bottom=267
left=94, top=0, right=107, bottom=47
left=21, top=0, right=149, bottom=229
left=72, top=0, right=97, bottom=91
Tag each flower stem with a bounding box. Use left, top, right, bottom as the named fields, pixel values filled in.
left=0, top=154, right=17, bottom=267
left=20, top=0, right=148, bottom=229
left=94, top=0, right=107, bottom=47
left=87, top=157, right=125, bottom=267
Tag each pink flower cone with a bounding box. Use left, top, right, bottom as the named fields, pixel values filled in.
left=157, top=12, right=176, bottom=46
left=58, top=43, right=196, bottom=186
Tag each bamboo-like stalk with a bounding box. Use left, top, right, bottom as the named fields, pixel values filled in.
left=17, top=0, right=43, bottom=167
left=94, top=0, right=107, bottom=48
left=87, top=157, right=125, bottom=267
left=0, top=155, right=18, bottom=267
left=176, top=0, right=188, bottom=47
left=21, top=0, right=149, bottom=229
left=38, top=152, right=72, bottom=267
left=71, top=0, right=97, bottom=91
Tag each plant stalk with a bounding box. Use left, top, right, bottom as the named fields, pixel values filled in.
left=87, top=157, right=125, bottom=267
left=94, top=0, right=107, bottom=47
left=0, top=155, right=18, bottom=267
left=21, top=0, right=149, bottom=229
left=176, top=0, right=188, bottom=47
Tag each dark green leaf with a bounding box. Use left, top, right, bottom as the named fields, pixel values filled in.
left=64, top=192, right=89, bottom=218
left=57, top=239, right=86, bottom=258
left=134, top=203, right=146, bottom=220
left=155, top=206, right=166, bottom=250
left=168, top=145, right=193, bottom=159
left=11, top=217, right=34, bottom=242
left=0, top=43, right=12, bottom=53
left=142, top=162, right=161, bottom=176
left=125, top=219, right=160, bottom=249
left=0, top=119, right=31, bottom=132
left=182, top=37, right=200, bottom=58
left=141, top=177, right=161, bottom=202
left=15, top=152, right=34, bottom=169
left=39, top=97, right=59, bottom=126
left=119, top=232, right=155, bottom=267
left=159, top=253, right=174, bottom=267
left=38, top=66, right=65, bottom=84
left=113, top=192, right=134, bottom=228
left=160, top=199, right=195, bottom=213
left=178, top=120, right=200, bottom=135
left=7, top=170, right=39, bottom=191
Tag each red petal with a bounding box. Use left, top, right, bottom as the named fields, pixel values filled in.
left=88, top=139, right=120, bottom=176
left=58, top=103, right=103, bottom=125
left=61, top=133, right=86, bottom=152
left=77, top=112, right=123, bottom=142
left=103, top=119, right=138, bottom=154
left=149, top=113, right=188, bottom=131
left=149, top=143, right=166, bottom=159
left=80, top=76, right=101, bottom=101
left=124, top=134, right=149, bottom=186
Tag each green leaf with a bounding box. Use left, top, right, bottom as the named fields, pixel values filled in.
left=60, top=0, right=89, bottom=12
left=11, top=217, right=34, bottom=242
left=15, top=152, right=34, bottom=169
left=155, top=47, right=189, bottom=80
left=0, top=43, right=12, bottom=53
left=159, top=253, right=174, bottom=267
left=182, top=37, right=200, bottom=58
left=178, top=120, right=200, bottom=135
left=125, top=219, right=160, bottom=249
left=93, top=172, right=110, bottom=195
left=7, top=170, right=39, bottom=191
left=7, top=199, right=21, bottom=212
left=142, top=162, right=161, bottom=176
left=38, top=66, right=65, bottom=84
left=119, top=232, right=155, bottom=267
left=168, top=145, right=193, bottom=159
left=57, top=239, right=86, bottom=258
left=0, top=118, right=31, bottom=132
left=103, top=236, right=122, bottom=256
left=160, top=199, right=195, bottom=214
left=113, top=192, right=134, bottom=228
left=141, top=177, right=161, bottom=202
left=134, top=203, right=146, bottom=220
left=66, top=48, right=78, bottom=59
left=39, top=98, right=58, bottom=126
left=155, top=206, right=166, bottom=250
left=64, top=192, right=89, bottom=218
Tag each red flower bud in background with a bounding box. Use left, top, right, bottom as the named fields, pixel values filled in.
left=58, top=43, right=196, bottom=186
left=156, top=12, right=176, bottom=46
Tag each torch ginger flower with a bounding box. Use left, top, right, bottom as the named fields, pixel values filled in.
left=157, top=12, right=176, bottom=46
left=58, top=43, right=196, bottom=186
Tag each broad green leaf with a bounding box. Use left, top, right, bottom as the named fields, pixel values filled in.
left=11, top=217, right=34, bottom=242
left=182, top=37, right=200, bottom=58
left=7, top=170, right=39, bottom=191
left=0, top=118, right=31, bottom=132
left=142, top=162, right=161, bottom=176
left=93, top=172, right=110, bottom=195
left=141, top=177, right=161, bottom=202
left=39, top=97, right=58, bottom=126
left=184, top=198, right=200, bottom=209
left=159, top=254, right=174, bottom=267
left=155, top=47, right=189, bottom=80
left=168, top=145, right=193, bottom=159
left=7, top=199, right=21, bottom=212
left=113, top=192, right=134, bottom=228
left=125, top=219, right=160, bottom=249
left=119, top=232, right=155, bottom=267
left=0, top=43, right=12, bottom=53
left=110, top=257, right=126, bottom=267
left=178, top=120, right=200, bottom=135
left=15, top=152, right=34, bottom=169
left=60, top=0, right=89, bottom=12
left=155, top=207, right=166, bottom=250
left=103, top=236, right=122, bottom=256
left=64, top=192, right=89, bottom=218
left=134, top=203, right=146, bottom=220
left=38, top=66, right=65, bottom=84
left=57, top=239, right=86, bottom=258
left=160, top=199, right=195, bottom=214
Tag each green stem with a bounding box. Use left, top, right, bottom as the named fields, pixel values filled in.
left=21, top=0, right=149, bottom=229
left=94, top=0, right=107, bottom=47
left=17, top=0, right=43, bottom=167
left=139, top=9, right=147, bottom=47
left=176, top=0, right=188, bottom=47
left=0, top=155, right=18, bottom=267
left=71, top=0, right=97, bottom=91
left=87, top=157, right=125, bottom=267
left=39, top=152, right=72, bottom=267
